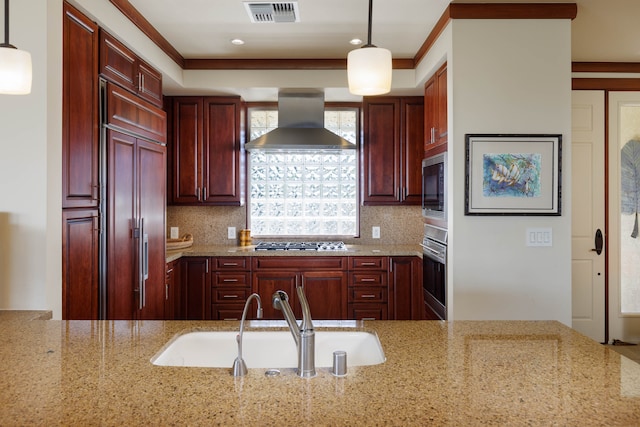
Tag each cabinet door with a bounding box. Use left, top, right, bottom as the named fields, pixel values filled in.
left=253, top=271, right=297, bottom=320
left=62, top=3, right=99, bottom=209
left=424, top=63, right=447, bottom=156
left=171, top=98, right=204, bottom=204
left=180, top=257, right=211, bottom=320
left=203, top=97, right=243, bottom=205
left=165, top=260, right=180, bottom=320
left=435, top=64, right=448, bottom=147
left=401, top=97, right=424, bottom=205
left=106, top=130, right=137, bottom=320
left=62, top=209, right=99, bottom=319
left=100, top=30, right=137, bottom=93
left=389, top=256, right=422, bottom=320
left=137, top=59, right=163, bottom=107
left=362, top=98, right=400, bottom=204
left=301, top=271, right=348, bottom=320
left=137, top=139, right=167, bottom=320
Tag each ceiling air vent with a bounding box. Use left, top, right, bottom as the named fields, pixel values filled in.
left=244, top=2, right=300, bottom=23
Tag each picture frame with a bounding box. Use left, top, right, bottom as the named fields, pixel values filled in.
left=465, top=134, right=562, bottom=215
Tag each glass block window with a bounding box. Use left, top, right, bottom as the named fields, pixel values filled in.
left=248, top=108, right=359, bottom=237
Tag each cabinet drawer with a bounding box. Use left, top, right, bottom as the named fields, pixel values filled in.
left=215, top=257, right=249, bottom=270
left=212, top=288, right=249, bottom=303
left=350, top=257, right=387, bottom=270
left=349, top=287, right=387, bottom=303
left=213, top=272, right=250, bottom=287
left=211, top=305, right=245, bottom=321
left=253, top=256, right=346, bottom=270
left=350, top=272, right=387, bottom=286
left=348, top=304, right=388, bottom=320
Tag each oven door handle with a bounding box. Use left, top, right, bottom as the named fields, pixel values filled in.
left=420, top=243, right=440, bottom=255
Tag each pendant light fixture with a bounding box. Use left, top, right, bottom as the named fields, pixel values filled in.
left=0, top=0, right=32, bottom=95
left=347, top=0, right=391, bottom=96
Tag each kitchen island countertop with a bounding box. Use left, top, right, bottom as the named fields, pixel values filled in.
left=167, top=243, right=423, bottom=263
left=1, top=312, right=639, bottom=425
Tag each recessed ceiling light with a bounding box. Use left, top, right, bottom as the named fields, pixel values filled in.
left=231, top=38, right=245, bottom=45
left=350, top=38, right=363, bottom=46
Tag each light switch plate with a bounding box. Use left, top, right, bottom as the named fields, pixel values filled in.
left=372, top=226, right=381, bottom=239
left=227, top=227, right=236, bottom=239
left=526, top=227, right=552, bottom=247
left=170, top=227, right=179, bottom=239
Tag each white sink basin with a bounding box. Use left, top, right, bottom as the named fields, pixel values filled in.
left=151, top=330, right=385, bottom=369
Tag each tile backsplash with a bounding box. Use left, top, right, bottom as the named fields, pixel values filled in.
left=167, top=205, right=423, bottom=246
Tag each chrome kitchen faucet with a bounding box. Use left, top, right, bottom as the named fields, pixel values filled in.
left=272, top=286, right=316, bottom=378
left=232, top=293, right=263, bottom=376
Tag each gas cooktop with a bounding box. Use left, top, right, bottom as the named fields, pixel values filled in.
left=254, top=241, right=347, bottom=251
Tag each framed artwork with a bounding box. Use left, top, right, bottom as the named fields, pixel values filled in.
left=465, top=134, right=562, bottom=215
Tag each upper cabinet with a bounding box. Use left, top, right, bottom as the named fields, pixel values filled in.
left=62, top=3, right=99, bottom=209
left=99, top=30, right=163, bottom=108
left=168, top=97, right=245, bottom=206
left=424, top=63, right=448, bottom=155
left=362, top=96, right=424, bottom=205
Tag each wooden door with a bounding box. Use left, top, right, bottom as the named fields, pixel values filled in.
left=62, top=209, right=99, bottom=319
left=137, top=139, right=167, bottom=319
left=301, top=271, right=348, bottom=320
left=203, top=97, right=243, bottom=204
left=62, top=3, right=99, bottom=208
left=172, top=98, right=203, bottom=204
left=571, top=91, right=606, bottom=342
left=137, top=59, right=163, bottom=107
left=254, top=271, right=298, bottom=320
left=389, top=257, right=422, bottom=320
left=362, top=98, right=400, bottom=204
left=435, top=64, right=448, bottom=146
left=106, top=130, right=137, bottom=319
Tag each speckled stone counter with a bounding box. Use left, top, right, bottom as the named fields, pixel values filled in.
left=167, top=244, right=423, bottom=262
left=1, top=314, right=639, bottom=426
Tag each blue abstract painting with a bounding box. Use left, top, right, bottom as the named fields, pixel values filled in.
left=482, top=153, right=541, bottom=198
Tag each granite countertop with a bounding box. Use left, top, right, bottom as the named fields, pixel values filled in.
left=1, top=312, right=639, bottom=425
left=166, top=244, right=423, bottom=262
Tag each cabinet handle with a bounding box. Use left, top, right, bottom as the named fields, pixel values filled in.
left=430, top=127, right=436, bottom=144
left=223, top=295, right=239, bottom=298
left=223, top=278, right=239, bottom=282
left=360, top=278, right=376, bottom=282
left=205, top=259, right=209, bottom=274
left=223, top=263, right=238, bottom=266
left=361, top=262, right=377, bottom=266
left=223, top=318, right=238, bottom=321
left=140, top=74, right=145, bottom=93
left=361, top=317, right=377, bottom=321
left=361, top=294, right=376, bottom=298
left=203, top=187, right=207, bottom=201
left=166, top=268, right=174, bottom=274
left=165, top=284, right=169, bottom=300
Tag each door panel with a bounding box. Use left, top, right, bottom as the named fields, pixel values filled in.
left=571, top=90, right=605, bottom=342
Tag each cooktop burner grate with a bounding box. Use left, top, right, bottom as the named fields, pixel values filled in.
left=254, top=241, right=346, bottom=251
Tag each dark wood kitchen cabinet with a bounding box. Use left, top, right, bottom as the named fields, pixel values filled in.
left=62, top=2, right=99, bottom=209
left=165, top=259, right=180, bottom=320
left=362, top=96, right=424, bottom=205
left=348, top=256, right=389, bottom=320
left=424, top=63, right=447, bottom=156
left=211, top=257, right=251, bottom=320
left=252, top=257, right=348, bottom=320
left=389, top=256, right=423, bottom=320
left=169, top=97, right=244, bottom=205
left=99, top=30, right=163, bottom=107
left=180, top=257, right=211, bottom=320
left=62, top=209, right=99, bottom=320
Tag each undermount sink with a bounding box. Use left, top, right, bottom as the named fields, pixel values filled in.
left=151, top=330, right=385, bottom=369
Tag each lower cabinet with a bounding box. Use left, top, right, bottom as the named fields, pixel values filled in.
left=348, top=256, right=389, bottom=320
left=211, top=257, right=251, bottom=320
left=164, top=259, right=180, bottom=320
left=252, top=257, right=348, bottom=320
left=177, top=254, right=422, bottom=321
left=180, top=257, right=210, bottom=320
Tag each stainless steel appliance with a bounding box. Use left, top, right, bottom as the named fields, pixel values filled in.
left=421, top=224, right=447, bottom=320
left=422, top=152, right=447, bottom=221
left=254, top=241, right=347, bottom=251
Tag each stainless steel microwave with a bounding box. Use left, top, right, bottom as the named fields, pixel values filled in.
left=422, top=152, right=447, bottom=220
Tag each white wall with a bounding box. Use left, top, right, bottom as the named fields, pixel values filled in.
left=448, top=19, right=573, bottom=323
left=0, top=0, right=62, bottom=316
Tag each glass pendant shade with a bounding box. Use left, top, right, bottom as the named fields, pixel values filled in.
left=347, top=46, right=392, bottom=96
left=0, top=46, right=32, bottom=94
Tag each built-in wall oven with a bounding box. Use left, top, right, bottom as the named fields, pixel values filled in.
left=421, top=224, right=447, bottom=320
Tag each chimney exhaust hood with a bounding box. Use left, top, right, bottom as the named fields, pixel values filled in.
left=244, top=89, right=356, bottom=151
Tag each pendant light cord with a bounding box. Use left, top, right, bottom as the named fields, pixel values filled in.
left=2, top=0, right=11, bottom=48
left=364, top=0, right=375, bottom=48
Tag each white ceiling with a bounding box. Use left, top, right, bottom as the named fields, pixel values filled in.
left=126, top=0, right=640, bottom=62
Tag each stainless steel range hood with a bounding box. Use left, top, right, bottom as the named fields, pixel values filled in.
left=244, top=89, right=355, bottom=151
